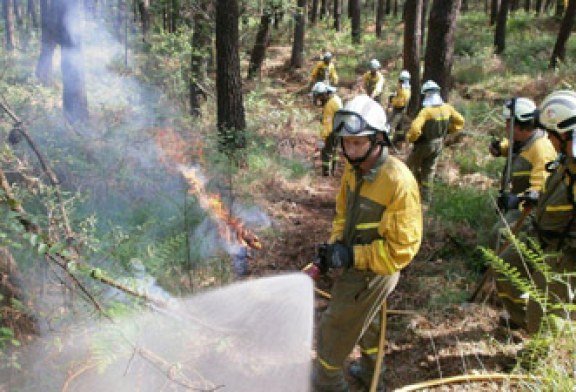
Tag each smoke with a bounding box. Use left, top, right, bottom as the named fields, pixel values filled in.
left=12, top=274, right=314, bottom=392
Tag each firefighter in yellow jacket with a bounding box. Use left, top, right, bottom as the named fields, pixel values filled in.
left=389, top=70, right=412, bottom=148
left=495, top=90, right=576, bottom=336
left=488, top=97, right=557, bottom=329
left=362, top=59, right=385, bottom=103
left=312, top=95, right=422, bottom=392
left=406, top=80, right=465, bottom=203
left=309, top=52, right=339, bottom=88
left=312, top=82, right=343, bottom=176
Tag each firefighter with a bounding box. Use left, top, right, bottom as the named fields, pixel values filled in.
left=488, top=97, right=557, bottom=329
left=312, top=95, right=422, bottom=392
left=388, top=70, right=412, bottom=149
left=361, top=59, right=385, bottom=104
left=406, top=80, right=465, bottom=204
left=309, top=52, right=339, bottom=88
left=311, top=81, right=343, bottom=176
left=521, top=90, right=576, bottom=334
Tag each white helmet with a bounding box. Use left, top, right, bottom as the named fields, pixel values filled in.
left=399, top=70, right=411, bottom=81
left=538, top=90, right=576, bottom=134
left=322, top=52, right=333, bottom=61
left=311, top=81, right=336, bottom=96
left=502, top=97, right=536, bottom=122
left=333, top=95, right=389, bottom=137
left=368, top=59, right=381, bottom=70
left=421, top=80, right=440, bottom=94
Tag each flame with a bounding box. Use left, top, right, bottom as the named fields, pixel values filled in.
left=154, top=127, right=262, bottom=250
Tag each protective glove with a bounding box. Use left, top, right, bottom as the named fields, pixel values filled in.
left=497, top=191, right=520, bottom=211
left=521, top=190, right=539, bottom=208
left=489, top=139, right=501, bottom=157
left=315, top=244, right=329, bottom=275
left=324, top=242, right=354, bottom=269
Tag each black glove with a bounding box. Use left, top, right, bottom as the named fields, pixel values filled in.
left=497, top=191, right=520, bottom=211
left=489, top=139, right=501, bottom=157
left=521, top=190, right=539, bottom=208
left=315, top=244, right=329, bottom=274
left=325, top=243, right=354, bottom=269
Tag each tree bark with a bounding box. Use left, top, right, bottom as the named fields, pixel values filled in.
left=137, top=0, right=150, bottom=40
left=27, top=0, right=37, bottom=28
left=189, top=0, right=213, bottom=117
left=350, top=0, right=361, bottom=43
left=490, top=0, right=499, bottom=25
left=216, top=0, right=246, bottom=151
left=36, top=0, right=55, bottom=84
left=376, top=0, right=385, bottom=37
left=423, top=0, right=461, bottom=101
left=290, top=0, right=306, bottom=68
left=3, top=0, right=15, bottom=51
left=310, top=0, right=319, bottom=23
left=247, top=10, right=272, bottom=80
left=404, top=0, right=423, bottom=117
left=334, top=0, right=342, bottom=30
left=421, top=0, right=428, bottom=48
left=549, top=0, right=576, bottom=68
left=494, top=0, right=509, bottom=54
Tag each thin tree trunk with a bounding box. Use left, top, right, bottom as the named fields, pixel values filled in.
left=334, top=0, right=342, bottom=30
left=36, top=0, right=55, bottom=84
left=290, top=0, right=306, bottom=67
left=376, top=0, right=385, bottom=37
left=189, top=0, right=213, bottom=116
left=494, top=0, right=509, bottom=54
left=350, top=0, right=361, bottom=43
left=423, top=0, right=462, bottom=101
left=549, top=0, right=576, bottom=67
left=27, top=0, right=37, bottom=28
left=311, top=0, right=319, bottom=23
left=3, top=0, right=15, bottom=51
left=404, top=0, right=423, bottom=117
left=247, top=10, right=272, bottom=80
left=490, top=0, right=499, bottom=25
left=137, top=0, right=150, bottom=39
left=421, top=0, right=429, bottom=48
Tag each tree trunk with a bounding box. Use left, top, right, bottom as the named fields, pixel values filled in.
left=462, top=0, right=468, bottom=11
left=490, top=0, right=499, bottom=25
left=13, top=0, right=22, bottom=27
left=3, top=0, right=15, bottom=51
left=385, top=0, right=391, bottom=14
left=216, top=0, right=246, bottom=151
left=137, top=0, right=150, bottom=39
left=524, top=0, right=531, bottom=12
left=423, top=0, right=461, bottom=101
left=393, top=0, right=398, bottom=17
left=36, top=0, right=55, bottom=84
left=334, top=0, right=342, bottom=30
left=376, top=0, right=385, bottom=37
left=247, top=10, right=272, bottom=80
left=350, top=0, right=361, bottom=43
left=189, top=0, right=213, bottom=117
left=320, top=0, right=328, bottom=18
left=494, top=0, right=509, bottom=54
left=555, top=0, right=564, bottom=16
left=550, top=0, right=576, bottom=67
left=27, top=0, right=37, bottom=28
left=311, top=0, right=319, bottom=24
left=404, top=0, right=423, bottom=117
left=290, top=0, right=306, bottom=68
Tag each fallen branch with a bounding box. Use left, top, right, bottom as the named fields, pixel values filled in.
left=395, top=373, right=536, bottom=392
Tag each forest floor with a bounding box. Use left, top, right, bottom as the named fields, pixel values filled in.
left=249, top=46, right=529, bottom=391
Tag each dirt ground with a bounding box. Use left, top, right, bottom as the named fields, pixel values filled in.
left=249, top=47, right=529, bottom=391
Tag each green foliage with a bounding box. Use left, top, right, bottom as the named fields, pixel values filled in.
left=430, top=182, right=493, bottom=230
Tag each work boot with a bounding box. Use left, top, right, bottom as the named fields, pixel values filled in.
left=498, top=312, right=524, bottom=330
left=312, top=364, right=349, bottom=392
left=348, top=363, right=385, bottom=392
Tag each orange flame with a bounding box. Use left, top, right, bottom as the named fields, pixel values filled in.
left=154, top=128, right=262, bottom=250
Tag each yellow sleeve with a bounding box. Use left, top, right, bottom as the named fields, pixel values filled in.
left=328, top=165, right=351, bottom=243
left=447, top=106, right=465, bottom=134
left=310, top=62, right=322, bottom=82
left=362, top=72, right=370, bottom=91
left=406, top=108, right=428, bottom=142
left=329, top=64, right=338, bottom=85
left=391, top=86, right=409, bottom=108
left=499, top=138, right=510, bottom=157
left=372, top=74, right=384, bottom=97
left=321, top=97, right=342, bottom=140
left=524, top=137, right=558, bottom=192
left=353, top=163, right=423, bottom=274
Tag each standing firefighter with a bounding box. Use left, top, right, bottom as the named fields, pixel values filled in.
left=362, top=59, right=385, bottom=103
left=312, top=82, right=343, bottom=176
left=309, top=52, right=339, bottom=88
left=388, top=70, right=412, bottom=149
left=520, top=90, right=576, bottom=334
left=406, top=80, right=465, bottom=204
left=489, top=97, right=557, bottom=328
left=312, top=95, right=422, bottom=392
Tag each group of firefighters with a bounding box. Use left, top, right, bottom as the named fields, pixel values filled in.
left=306, top=51, right=576, bottom=391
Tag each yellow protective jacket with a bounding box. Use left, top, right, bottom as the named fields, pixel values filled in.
left=534, top=161, right=576, bottom=249
left=321, top=95, right=342, bottom=140
left=362, top=71, right=385, bottom=99
left=407, top=104, right=465, bottom=143
left=390, top=84, right=411, bottom=109
left=310, top=61, right=339, bottom=85
left=497, top=130, right=557, bottom=194
left=329, top=151, right=422, bottom=275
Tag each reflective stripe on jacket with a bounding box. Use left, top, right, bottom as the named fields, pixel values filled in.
left=321, top=95, right=342, bottom=140
left=329, top=151, right=422, bottom=275
left=310, top=61, right=339, bottom=85
left=498, top=130, right=557, bottom=194
left=407, top=104, right=464, bottom=143
left=362, top=71, right=384, bottom=98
